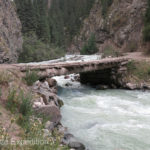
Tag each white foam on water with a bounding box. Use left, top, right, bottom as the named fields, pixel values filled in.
left=54, top=75, right=150, bottom=150
left=19, top=54, right=101, bottom=65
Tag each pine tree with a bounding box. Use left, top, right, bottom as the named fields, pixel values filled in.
left=36, top=0, right=50, bottom=43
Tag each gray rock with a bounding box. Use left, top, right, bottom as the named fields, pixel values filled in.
left=62, top=133, right=75, bottom=145
left=96, top=85, right=109, bottom=90
left=33, top=81, right=60, bottom=106
left=74, top=75, right=80, bottom=82
left=50, top=86, right=58, bottom=94
left=32, top=97, right=45, bottom=108
left=126, top=83, right=137, bottom=90
left=68, top=142, right=85, bottom=150
left=64, top=75, right=70, bottom=79
left=62, top=133, right=85, bottom=150
left=42, top=129, right=51, bottom=137
left=47, top=78, right=57, bottom=87
left=45, top=121, right=54, bottom=131
left=141, top=83, right=150, bottom=90
left=58, top=98, right=64, bottom=108
left=111, top=84, right=117, bottom=89
left=65, top=82, right=73, bottom=87
left=35, top=105, right=61, bottom=125
left=58, top=125, right=67, bottom=134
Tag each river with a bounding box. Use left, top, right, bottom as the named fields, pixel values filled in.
left=54, top=75, right=150, bottom=150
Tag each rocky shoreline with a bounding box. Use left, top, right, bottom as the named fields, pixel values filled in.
left=94, top=82, right=150, bottom=91
left=32, top=76, right=86, bottom=150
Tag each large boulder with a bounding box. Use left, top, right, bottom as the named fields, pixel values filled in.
left=33, top=81, right=60, bottom=106
left=68, top=142, right=85, bottom=150
left=35, top=105, right=61, bottom=125
left=47, top=78, right=57, bottom=87
left=62, top=133, right=85, bottom=150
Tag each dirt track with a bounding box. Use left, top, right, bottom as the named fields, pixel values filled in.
left=0, top=52, right=149, bottom=71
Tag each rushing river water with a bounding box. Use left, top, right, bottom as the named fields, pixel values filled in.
left=54, top=75, right=150, bottom=150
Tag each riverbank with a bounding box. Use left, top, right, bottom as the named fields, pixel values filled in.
left=0, top=70, right=70, bottom=149
left=0, top=53, right=150, bottom=149
left=0, top=68, right=86, bottom=149
left=58, top=80, right=150, bottom=150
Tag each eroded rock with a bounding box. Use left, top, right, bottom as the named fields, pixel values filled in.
left=35, top=105, right=61, bottom=125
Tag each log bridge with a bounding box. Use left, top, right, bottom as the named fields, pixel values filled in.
left=2, top=57, right=129, bottom=87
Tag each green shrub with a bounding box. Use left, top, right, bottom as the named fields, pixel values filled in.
left=17, top=94, right=32, bottom=128
left=24, top=70, right=39, bottom=86
left=143, top=0, right=150, bottom=41
left=127, top=60, right=136, bottom=72
left=0, top=88, right=1, bottom=98
left=0, top=71, right=12, bottom=85
left=101, top=0, right=113, bottom=17
left=127, top=60, right=150, bottom=80
left=6, top=89, right=32, bottom=115
left=143, top=24, right=150, bottom=41
left=19, top=92, right=32, bottom=117
left=6, top=89, right=32, bottom=128
left=81, top=33, right=98, bottom=55
left=102, top=45, right=122, bottom=58
left=6, top=89, right=19, bottom=113
left=18, top=33, right=65, bottom=63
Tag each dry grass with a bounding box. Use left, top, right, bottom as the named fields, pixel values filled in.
left=127, top=60, right=150, bottom=83
left=0, top=70, right=12, bottom=85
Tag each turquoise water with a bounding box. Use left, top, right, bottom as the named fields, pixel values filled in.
left=55, top=76, right=150, bottom=150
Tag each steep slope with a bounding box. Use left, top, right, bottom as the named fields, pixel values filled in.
left=69, top=0, right=147, bottom=53
left=0, top=0, right=22, bottom=63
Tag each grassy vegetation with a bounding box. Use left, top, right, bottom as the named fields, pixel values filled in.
left=0, top=118, right=69, bottom=150
left=143, top=0, right=150, bottom=41
left=102, top=45, right=122, bottom=58
left=81, top=33, right=98, bottom=55
left=0, top=68, right=68, bottom=149
left=0, top=71, right=12, bottom=85
left=6, top=89, right=19, bottom=113
left=18, top=34, right=65, bottom=63
left=6, top=89, right=32, bottom=127
left=24, top=70, right=39, bottom=86
left=101, top=0, right=113, bottom=17
left=127, top=60, right=150, bottom=81
left=4, top=89, right=69, bottom=150
left=126, top=41, right=138, bottom=52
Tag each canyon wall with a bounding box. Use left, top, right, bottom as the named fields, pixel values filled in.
left=69, top=0, right=147, bottom=53
left=0, top=0, right=22, bottom=63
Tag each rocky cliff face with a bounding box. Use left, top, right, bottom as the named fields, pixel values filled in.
left=69, top=0, right=147, bottom=53
left=0, top=0, right=22, bottom=63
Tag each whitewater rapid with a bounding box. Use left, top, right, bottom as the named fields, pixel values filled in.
left=54, top=75, right=150, bottom=150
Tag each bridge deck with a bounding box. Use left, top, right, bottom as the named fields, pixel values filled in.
left=0, top=56, right=129, bottom=78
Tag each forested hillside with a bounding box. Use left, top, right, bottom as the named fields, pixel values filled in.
left=14, top=0, right=95, bottom=62
left=70, top=0, right=149, bottom=54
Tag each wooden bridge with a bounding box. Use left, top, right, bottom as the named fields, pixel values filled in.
left=1, top=56, right=129, bottom=86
